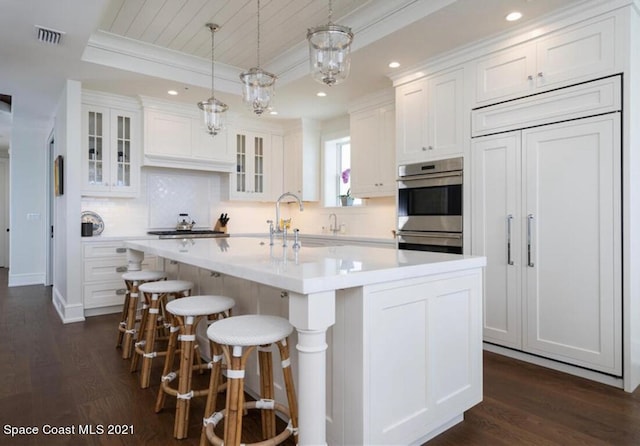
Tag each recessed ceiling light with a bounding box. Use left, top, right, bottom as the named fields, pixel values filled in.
left=269, top=110, right=278, bottom=115
left=167, top=90, right=178, bottom=96
left=317, top=91, right=327, bottom=97
left=505, top=11, right=523, bottom=21
left=388, top=61, right=400, bottom=68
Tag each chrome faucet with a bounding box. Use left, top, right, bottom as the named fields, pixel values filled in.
left=275, top=192, right=304, bottom=233
left=329, top=213, right=340, bottom=234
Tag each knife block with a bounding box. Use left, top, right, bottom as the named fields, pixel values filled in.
left=214, top=221, right=227, bottom=233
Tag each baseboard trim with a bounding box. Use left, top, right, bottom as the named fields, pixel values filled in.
left=8, top=272, right=45, bottom=287
left=84, top=305, right=123, bottom=317
left=483, top=342, right=624, bottom=389
left=52, top=288, right=85, bottom=324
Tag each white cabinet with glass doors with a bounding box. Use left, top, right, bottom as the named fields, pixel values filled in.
left=82, top=92, right=140, bottom=197
left=229, top=129, right=271, bottom=201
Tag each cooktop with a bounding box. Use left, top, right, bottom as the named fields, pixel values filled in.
left=147, top=229, right=228, bottom=239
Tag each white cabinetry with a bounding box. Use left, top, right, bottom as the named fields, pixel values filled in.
left=396, top=67, right=464, bottom=164
left=141, top=97, right=234, bottom=172
left=229, top=128, right=271, bottom=201
left=82, top=91, right=140, bottom=197
left=472, top=113, right=621, bottom=375
left=474, top=16, right=615, bottom=106
left=349, top=92, right=395, bottom=197
left=82, top=240, right=157, bottom=316
left=280, top=119, right=320, bottom=201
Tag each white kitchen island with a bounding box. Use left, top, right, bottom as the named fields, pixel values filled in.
left=125, top=237, right=486, bottom=445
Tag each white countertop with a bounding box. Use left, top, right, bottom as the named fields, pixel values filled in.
left=125, top=237, right=485, bottom=295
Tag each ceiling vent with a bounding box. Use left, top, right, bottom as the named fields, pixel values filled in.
left=35, top=26, right=64, bottom=45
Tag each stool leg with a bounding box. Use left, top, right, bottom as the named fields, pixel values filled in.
left=116, top=285, right=131, bottom=349
left=174, top=316, right=197, bottom=439
left=258, top=346, right=276, bottom=440
left=121, top=280, right=140, bottom=359
left=224, top=346, right=253, bottom=446
left=130, top=293, right=150, bottom=373
left=155, top=313, right=181, bottom=413
left=139, top=292, right=163, bottom=389
left=277, top=338, right=299, bottom=444
left=200, top=341, right=223, bottom=446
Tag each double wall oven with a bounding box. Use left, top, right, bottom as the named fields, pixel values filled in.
left=397, top=157, right=463, bottom=254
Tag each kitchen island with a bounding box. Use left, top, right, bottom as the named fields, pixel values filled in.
left=125, top=237, right=486, bottom=445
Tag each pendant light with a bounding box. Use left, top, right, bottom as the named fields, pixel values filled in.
left=198, top=23, right=228, bottom=136
left=307, top=0, right=354, bottom=86
left=240, top=0, right=276, bottom=115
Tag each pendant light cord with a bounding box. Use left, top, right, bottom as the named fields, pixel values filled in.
left=210, top=25, right=215, bottom=96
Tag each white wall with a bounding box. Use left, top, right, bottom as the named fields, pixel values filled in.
left=52, top=80, right=84, bottom=323
left=8, top=114, right=49, bottom=286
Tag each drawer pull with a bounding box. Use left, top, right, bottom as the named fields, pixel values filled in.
left=115, top=266, right=128, bottom=273
left=116, top=247, right=127, bottom=253
left=116, top=288, right=127, bottom=295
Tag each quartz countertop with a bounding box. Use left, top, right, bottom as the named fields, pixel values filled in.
left=125, top=237, right=485, bottom=295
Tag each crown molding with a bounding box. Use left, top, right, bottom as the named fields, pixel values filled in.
left=82, top=31, right=243, bottom=94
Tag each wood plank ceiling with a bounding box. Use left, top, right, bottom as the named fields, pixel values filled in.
left=99, top=0, right=369, bottom=70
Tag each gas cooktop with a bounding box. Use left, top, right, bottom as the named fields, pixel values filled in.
left=147, top=230, right=229, bottom=239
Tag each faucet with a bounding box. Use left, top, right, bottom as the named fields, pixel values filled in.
left=329, top=213, right=340, bottom=234
left=275, top=192, right=304, bottom=233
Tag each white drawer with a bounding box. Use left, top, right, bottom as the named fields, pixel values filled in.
left=83, top=281, right=128, bottom=309
left=83, top=242, right=128, bottom=259
left=84, top=257, right=157, bottom=282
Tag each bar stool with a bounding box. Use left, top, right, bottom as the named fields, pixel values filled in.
left=155, top=295, right=236, bottom=440
left=131, top=279, right=194, bottom=388
left=116, top=270, right=167, bottom=359
left=201, top=315, right=299, bottom=446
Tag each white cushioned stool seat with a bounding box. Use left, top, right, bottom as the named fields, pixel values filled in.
left=122, top=270, right=166, bottom=282
left=207, top=314, right=293, bottom=347
left=139, top=279, right=193, bottom=294
left=166, top=295, right=235, bottom=317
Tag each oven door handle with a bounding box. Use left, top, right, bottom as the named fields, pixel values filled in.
left=397, top=171, right=462, bottom=188
left=397, top=231, right=462, bottom=240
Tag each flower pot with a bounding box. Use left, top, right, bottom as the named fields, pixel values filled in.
left=340, top=196, right=354, bottom=206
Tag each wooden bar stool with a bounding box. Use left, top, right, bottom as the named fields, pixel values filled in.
left=117, top=270, right=167, bottom=359
left=156, top=295, right=236, bottom=440
left=201, top=315, right=299, bottom=446
left=131, top=279, right=194, bottom=389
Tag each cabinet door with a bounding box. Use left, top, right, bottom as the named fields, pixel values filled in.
left=396, top=79, right=428, bottom=163
left=474, top=42, right=536, bottom=105
left=144, top=110, right=192, bottom=158
left=232, top=131, right=271, bottom=200
left=535, top=16, right=615, bottom=90
left=471, top=133, right=522, bottom=349
left=283, top=131, right=303, bottom=196
left=109, top=109, right=138, bottom=195
left=350, top=108, right=380, bottom=196
left=82, top=105, right=110, bottom=192
left=427, top=68, right=464, bottom=157
left=191, top=120, right=233, bottom=165
left=522, top=114, right=621, bottom=375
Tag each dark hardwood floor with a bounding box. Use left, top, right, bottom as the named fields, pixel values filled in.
left=1, top=267, right=640, bottom=445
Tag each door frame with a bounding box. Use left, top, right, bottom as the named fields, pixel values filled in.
left=45, top=131, right=54, bottom=286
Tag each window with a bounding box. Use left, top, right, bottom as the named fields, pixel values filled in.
left=323, top=137, right=361, bottom=207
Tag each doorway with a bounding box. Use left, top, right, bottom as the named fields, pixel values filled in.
left=45, top=133, right=54, bottom=286
left=0, top=157, right=8, bottom=268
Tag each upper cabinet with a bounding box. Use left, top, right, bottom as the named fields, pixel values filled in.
left=280, top=119, right=320, bottom=202
left=229, top=128, right=272, bottom=201
left=141, top=96, right=234, bottom=172
left=474, top=16, right=615, bottom=106
left=82, top=91, right=140, bottom=197
left=349, top=91, right=395, bottom=198
left=396, top=67, right=464, bottom=164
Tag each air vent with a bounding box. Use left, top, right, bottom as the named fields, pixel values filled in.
left=35, top=26, right=64, bottom=45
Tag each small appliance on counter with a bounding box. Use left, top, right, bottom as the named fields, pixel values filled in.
left=176, top=213, right=195, bottom=231
left=214, top=213, right=230, bottom=233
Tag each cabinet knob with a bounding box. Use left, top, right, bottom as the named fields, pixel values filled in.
left=428, top=145, right=434, bottom=150
left=115, top=266, right=128, bottom=273
left=115, top=288, right=127, bottom=295
left=537, top=72, right=544, bottom=77
left=115, top=247, right=127, bottom=253
left=527, top=75, right=533, bottom=81
left=422, top=147, right=427, bottom=151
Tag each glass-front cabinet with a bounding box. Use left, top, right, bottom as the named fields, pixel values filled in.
left=82, top=93, right=139, bottom=197
left=230, top=130, right=270, bottom=201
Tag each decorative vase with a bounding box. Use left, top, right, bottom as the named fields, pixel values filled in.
left=340, top=196, right=354, bottom=206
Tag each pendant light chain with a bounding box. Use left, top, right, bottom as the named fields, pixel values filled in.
left=328, top=0, right=333, bottom=24
left=256, top=0, right=261, bottom=68
left=210, top=24, right=215, bottom=95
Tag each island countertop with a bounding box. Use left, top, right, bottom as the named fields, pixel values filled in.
left=124, top=237, right=486, bottom=294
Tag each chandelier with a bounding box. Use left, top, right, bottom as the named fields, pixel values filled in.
left=198, top=23, right=228, bottom=136
left=240, top=0, right=276, bottom=115
left=307, top=0, right=354, bottom=86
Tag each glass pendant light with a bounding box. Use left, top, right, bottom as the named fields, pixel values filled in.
left=307, top=0, right=354, bottom=86
left=198, top=23, right=228, bottom=136
left=240, top=0, right=276, bottom=115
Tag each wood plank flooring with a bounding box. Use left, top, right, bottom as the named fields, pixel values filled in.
left=1, top=268, right=640, bottom=445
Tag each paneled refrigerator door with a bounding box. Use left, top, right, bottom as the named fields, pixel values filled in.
left=522, top=113, right=622, bottom=375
